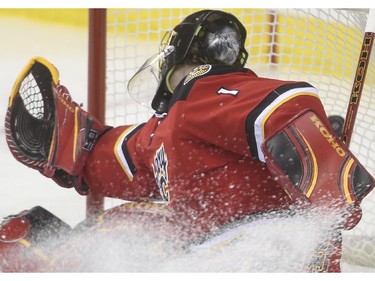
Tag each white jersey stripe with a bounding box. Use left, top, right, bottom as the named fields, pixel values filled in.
left=114, top=124, right=143, bottom=180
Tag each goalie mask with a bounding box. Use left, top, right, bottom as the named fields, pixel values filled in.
left=128, top=10, right=248, bottom=113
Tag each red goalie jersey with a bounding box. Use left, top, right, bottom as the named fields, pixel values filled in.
left=83, top=64, right=369, bottom=238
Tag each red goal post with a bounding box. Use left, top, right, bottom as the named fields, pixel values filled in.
left=87, top=9, right=106, bottom=216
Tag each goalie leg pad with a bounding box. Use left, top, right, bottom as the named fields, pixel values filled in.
left=0, top=206, right=72, bottom=272
left=307, top=229, right=342, bottom=272
left=262, top=110, right=375, bottom=229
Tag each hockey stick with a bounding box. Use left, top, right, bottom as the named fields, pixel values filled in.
left=341, top=9, right=375, bottom=147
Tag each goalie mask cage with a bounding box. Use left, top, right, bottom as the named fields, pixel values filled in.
left=87, top=8, right=375, bottom=269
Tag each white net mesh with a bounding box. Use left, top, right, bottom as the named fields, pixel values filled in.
left=105, top=8, right=375, bottom=268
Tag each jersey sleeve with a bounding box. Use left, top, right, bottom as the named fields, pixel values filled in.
left=83, top=123, right=160, bottom=201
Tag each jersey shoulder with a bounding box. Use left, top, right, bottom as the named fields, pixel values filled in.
left=169, top=64, right=248, bottom=109
left=169, top=64, right=317, bottom=110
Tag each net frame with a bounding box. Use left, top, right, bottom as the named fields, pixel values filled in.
left=86, top=9, right=106, bottom=216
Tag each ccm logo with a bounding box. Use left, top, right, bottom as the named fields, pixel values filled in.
left=310, top=114, right=346, bottom=157
left=350, top=33, right=373, bottom=105
left=56, top=95, right=75, bottom=113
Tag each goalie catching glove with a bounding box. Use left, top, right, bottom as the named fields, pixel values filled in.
left=4, top=57, right=107, bottom=194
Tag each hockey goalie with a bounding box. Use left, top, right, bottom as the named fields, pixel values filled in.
left=1, top=9, right=375, bottom=272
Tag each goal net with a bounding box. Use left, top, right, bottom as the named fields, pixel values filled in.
left=101, top=8, right=375, bottom=269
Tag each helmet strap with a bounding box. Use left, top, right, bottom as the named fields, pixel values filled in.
left=165, top=65, right=176, bottom=93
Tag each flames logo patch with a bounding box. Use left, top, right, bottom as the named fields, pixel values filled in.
left=152, top=143, right=170, bottom=202
left=183, top=64, right=212, bottom=85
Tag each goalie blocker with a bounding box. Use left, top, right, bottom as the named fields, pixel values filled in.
left=262, top=110, right=374, bottom=230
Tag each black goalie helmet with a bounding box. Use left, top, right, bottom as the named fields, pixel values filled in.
left=127, top=10, right=249, bottom=113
